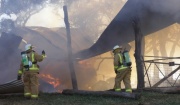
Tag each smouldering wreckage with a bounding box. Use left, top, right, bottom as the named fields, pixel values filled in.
left=1, top=0, right=180, bottom=97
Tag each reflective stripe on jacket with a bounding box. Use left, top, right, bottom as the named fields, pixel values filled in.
left=18, top=51, right=44, bottom=75
left=114, top=53, right=127, bottom=71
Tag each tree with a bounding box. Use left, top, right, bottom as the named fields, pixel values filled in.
left=0, top=0, right=68, bottom=33
left=144, top=24, right=180, bottom=86
left=68, top=0, right=127, bottom=43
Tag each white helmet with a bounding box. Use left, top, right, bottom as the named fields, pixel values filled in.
left=25, top=44, right=32, bottom=51
left=113, top=45, right=122, bottom=51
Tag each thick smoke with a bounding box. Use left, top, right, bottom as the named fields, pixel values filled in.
left=0, top=32, right=22, bottom=84
left=142, top=0, right=180, bottom=22
left=72, top=0, right=180, bottom=89
left=3, top=0, right=180, bottom=93
left=76, top=0, right=180, bottom=59
left=0, top=0, right=129, bottom=92
left=0, top=13, right=17, bottom=33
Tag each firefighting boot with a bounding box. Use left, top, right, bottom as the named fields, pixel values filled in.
left=24, top=93, right=31, bottom=99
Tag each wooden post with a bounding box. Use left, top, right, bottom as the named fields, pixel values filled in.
left=63, top=5, right=78, bottom=90
left=132, top=17, right=145, bottom=90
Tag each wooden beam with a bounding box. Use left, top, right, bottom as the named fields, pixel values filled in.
left=132, top=17, right=145, bottom=90
left=143, top=61, right=180, bottom=65
left=144, top=56, right=180, bottom=59
left=63, top=5, right=78, bottom=90
left=62, top=89, right=141, bottom=100
left=144, top=87, right=180, bottom=94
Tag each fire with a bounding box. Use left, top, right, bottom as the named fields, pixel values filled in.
left=78, top=60, right=87, bottom=64
left=78, top=59, right=92, bottom=67
left=39, top=74, right=61, bottom=92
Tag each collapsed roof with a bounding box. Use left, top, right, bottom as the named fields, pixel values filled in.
left=75, top=0, right=180, bottom=59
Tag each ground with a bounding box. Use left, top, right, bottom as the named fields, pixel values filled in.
left=0, top=92, right=180, bottom=105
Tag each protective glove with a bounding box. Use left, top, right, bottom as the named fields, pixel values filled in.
left=17, top=75, right=21, bottom=80
left=42, top=50, right=45, bottom=55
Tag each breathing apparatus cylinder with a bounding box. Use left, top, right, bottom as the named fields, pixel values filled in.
left=21, top=51, right=29, bottom=70
left=123, top=50, right=132, bottom=66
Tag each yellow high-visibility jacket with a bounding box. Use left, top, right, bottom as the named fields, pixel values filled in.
left=114, top=52, right=128, bottom=71
left=18, top=50, right=45, bottom=75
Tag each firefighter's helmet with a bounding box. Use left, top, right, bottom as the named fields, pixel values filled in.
left=113, top=45, right=122, bottom=51
left=25, top=44, right=33, bottom=51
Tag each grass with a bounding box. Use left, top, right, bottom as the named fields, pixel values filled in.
left=0, top=92, right=180, bottom=105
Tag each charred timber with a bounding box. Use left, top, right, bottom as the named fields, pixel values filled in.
left=62, top=89, right=141, bottom=100
left=63, top=5, right=78, bottom=90
left=132, top=17, right=145, bottom=90
left=144, top=87, right=180, bottom=94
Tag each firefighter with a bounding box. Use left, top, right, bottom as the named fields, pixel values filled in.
left=113, top=45, right=132, bottom=93
left=17, top=44, right=46, bottom=99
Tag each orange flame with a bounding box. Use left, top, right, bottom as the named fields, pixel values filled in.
left=78, top=60, right=91, bottom=67
left=39, top=74, right=61, bottom=92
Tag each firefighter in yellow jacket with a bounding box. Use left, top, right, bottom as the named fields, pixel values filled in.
left=17, top=44, right=46, bottom=99
left=113, top=45, right=132, bottom=93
